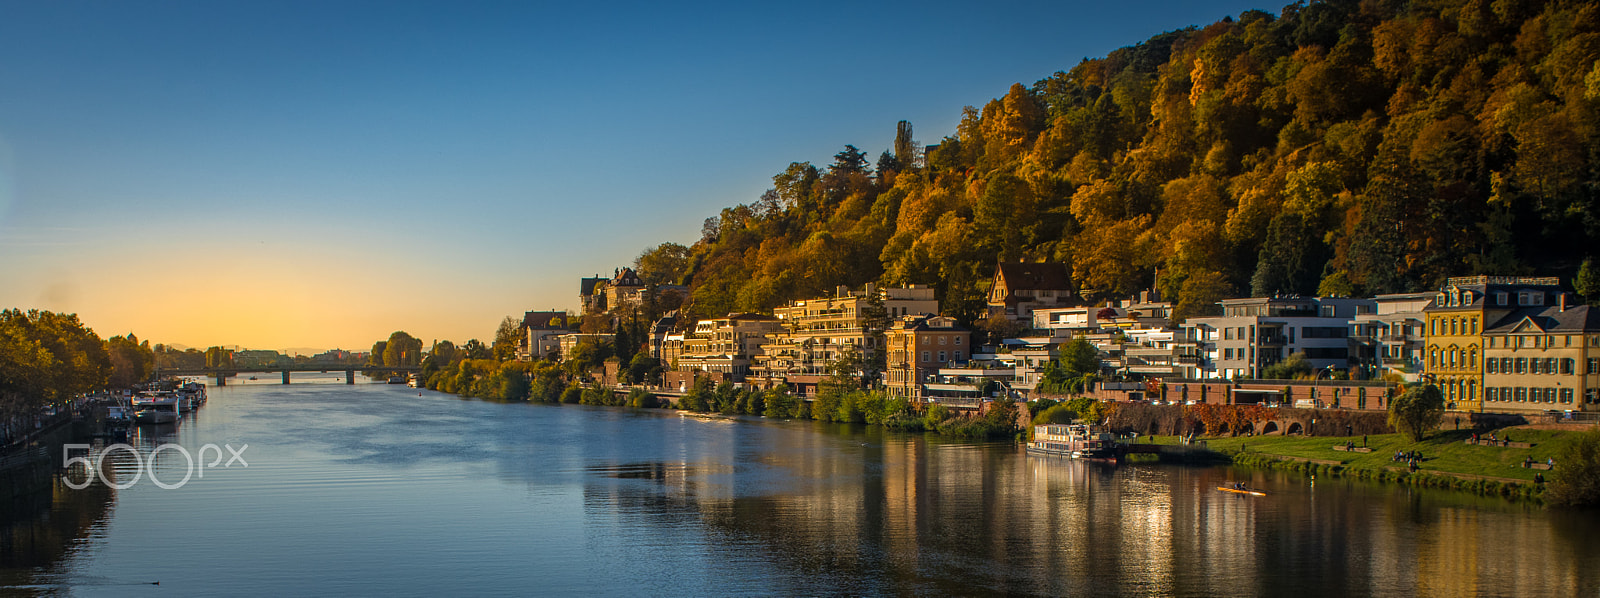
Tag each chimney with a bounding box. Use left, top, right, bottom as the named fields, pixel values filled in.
left=1560, top=293, right=1568, bottom=312
left=837, top=285, right=849, bottom=298
left=865, top=282, right=877, bottom=297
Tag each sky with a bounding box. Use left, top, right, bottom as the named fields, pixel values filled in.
left=0, top=0, right=1271, bottom=352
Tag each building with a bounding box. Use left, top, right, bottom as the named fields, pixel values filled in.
left=673, top=313, right=784, bottom=382
left=750, top=284, right=939, bottom=394
left=1480, top=301, right=1599, bottom=413
left=1423, top=276, right=1564, bottom=412
left=883, top=314, right=971, bottom=402
left=516, top=311, right=570, bottom=361
left=1350, top=293, right=1432, bottom=382
left=1033, top=306, right=1098, bottom=339
left=556, top=333, right=613, bottom=363
left=987, top=262, right=1075, bottom=322
left=1185, top=296, right=1376, bottom=379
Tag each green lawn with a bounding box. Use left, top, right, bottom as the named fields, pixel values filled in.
left=1138, top=428, right=1581, bottom=482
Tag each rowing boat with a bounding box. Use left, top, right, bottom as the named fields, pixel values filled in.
left=1217, top=486, right=1267, bottom=496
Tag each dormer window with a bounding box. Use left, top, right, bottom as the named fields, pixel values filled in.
left=1496, top=292, right=1508, bottom=306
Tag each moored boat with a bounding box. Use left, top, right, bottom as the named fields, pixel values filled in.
left=131, top=392, right=180, bottom=424
left=1027, top=423, right=1121, bottom=461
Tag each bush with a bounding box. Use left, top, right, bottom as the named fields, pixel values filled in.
left=626, top=388, right=658, bottom=408
left=1546, top=428, right=1600, bottom=507
left=560, top=386, right=582, bottom=404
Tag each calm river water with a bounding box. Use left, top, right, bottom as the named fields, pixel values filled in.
left=3, top=375, right=1598, bottom=596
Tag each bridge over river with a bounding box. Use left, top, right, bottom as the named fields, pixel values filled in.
left=156, top=365, right=422, bottom=385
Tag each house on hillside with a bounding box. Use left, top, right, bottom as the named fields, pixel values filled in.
left=987, top=262, right=1075, bottom=323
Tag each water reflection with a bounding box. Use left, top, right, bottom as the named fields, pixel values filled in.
left=2, top=384, right=1597, bottom=596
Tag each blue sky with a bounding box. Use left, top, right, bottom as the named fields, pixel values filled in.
left=0, top=0, right=1271, bottom=350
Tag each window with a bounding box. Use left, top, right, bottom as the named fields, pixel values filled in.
left=938, top=351, right=946, bottom=362
left=954, top=337, right=962, bottom=346
left=1561, top=388, right=1574, bottom=404
left=921, top=336, right=930, bottom=345
left=1590, top=358, right=1600, bottom=374
left=938, top=336, right=946, bottom=345
left=1430, top=349, right=1438, bottom=368
left=1224, top=328, right=1234, bottom=340
left=955, top=350, right=963, bottom=361
left=1516, top=358, right=1527, bottom=374
left=1487, top=359, right=1498, bottom=374
left=1430, top=319, right=1437, bottom=336
left=1469, top=349, right=1477, bottom=368
left=1450, top=319, right=1459, bottom=336
left=1515, top=387, right=1527, bottom=402
left=1562, top=358, right=1575, bottom=375
left=1589, top=388, right=1599, bottom=404
left=1501, top=357, right=1512, bottom=372
left=1486, top=387, right=1498, bottom=402
left=1545, top=358, right=1558, bottom=374
left=921, top=351, right=930, bottom=363
left=1449, top=350, right=1457, bottom=367
left=1545, top=388, right=1558, bottom=404
left=1496, top=291, right=1508, bottom=305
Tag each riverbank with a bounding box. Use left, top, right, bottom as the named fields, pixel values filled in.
left=1137, top=426, right=1598, bottom=502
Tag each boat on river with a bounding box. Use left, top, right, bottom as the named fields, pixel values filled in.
left=1217, top=485, right=1267, bottom=496
left=131, top=392, right=180, bottom=424
left=1027, top=424, right=1121, bottom=461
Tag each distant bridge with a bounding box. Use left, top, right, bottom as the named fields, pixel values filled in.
left=156, top=365, right=422, bottom=385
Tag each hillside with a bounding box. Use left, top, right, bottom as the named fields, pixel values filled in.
left=634, top=0, right=1600, bottom=326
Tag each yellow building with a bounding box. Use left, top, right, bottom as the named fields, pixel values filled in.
left=1423, top=276, right=1562, bottom=412
left=1481, top=303, right=1600, bottom=413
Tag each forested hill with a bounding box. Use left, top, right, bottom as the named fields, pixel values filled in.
left=632, top=0, right=1600, bottom=326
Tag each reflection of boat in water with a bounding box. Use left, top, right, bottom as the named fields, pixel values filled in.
left=388, top=375, right=406, bottom=384
left=131, top=392, right=180, bottom=424
left=249, top=376, right=257, bottom=380
left=1027, top=424, right=1121, bottom=461
left=1217, top=485, right=1267, bottom=496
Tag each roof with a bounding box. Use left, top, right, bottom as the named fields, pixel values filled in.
left=611, top=267, right=643, bottom=287
left=580, top=277, right=606, bottom=296
left=522, top=311, right=567, bottom=330
left=722, top=312, right=779, bottom=321
left=994, top=262, right=1071, bottom=292
left=1484, top=305, right=1600, bottom=334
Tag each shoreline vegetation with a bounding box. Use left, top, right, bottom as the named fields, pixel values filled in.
left=1139, top=426, right=1600, bottom=506
left=418, top=366, right=1600, bottom=507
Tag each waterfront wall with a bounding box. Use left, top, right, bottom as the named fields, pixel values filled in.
left=1106, top=403, right=1394, bottom=437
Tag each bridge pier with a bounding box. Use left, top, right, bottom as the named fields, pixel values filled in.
left=282, top=370, right=290, bottom=385
left=346, top=370, right=355, bottom=385
left=215, top=374, right=226, bottom=386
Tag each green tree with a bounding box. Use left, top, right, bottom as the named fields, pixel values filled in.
left=1059, top=337, right=1101, bottom=377
left=1387, top=384, right=1444, bottom=442
left=493, top=316, right=521, bottom=362
left=1262, top=352, right=1314, bottom=379
left=1576, top=259, right=1600, bottom=304
left=1545, top=427, right=1600, bottom=507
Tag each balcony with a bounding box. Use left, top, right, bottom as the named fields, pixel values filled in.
left=1257, top=336, right=1286, bottom=346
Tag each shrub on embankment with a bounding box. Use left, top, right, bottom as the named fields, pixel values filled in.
left=1228, top=450, right=1545, bottom=501
left=1545, top=427, right=1600, bottom=508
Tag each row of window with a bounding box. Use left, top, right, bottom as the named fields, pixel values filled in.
left=919, top=350, right=964, bottom=363
left=1429, top=348, right=1478, bottom=369
left=1485, top=357, right=1585, bottom=375
left=919, top=335, right=962, bottom=346
left=1484, top=387, right=1589, bottom=405
left=1429, top=316, right=1481, bottom=337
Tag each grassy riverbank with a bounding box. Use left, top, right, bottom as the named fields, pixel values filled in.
left=1138, top=426, right=1600, bottom=501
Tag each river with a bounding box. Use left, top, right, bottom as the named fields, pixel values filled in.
left=2, top=375, right=1597, bottom=596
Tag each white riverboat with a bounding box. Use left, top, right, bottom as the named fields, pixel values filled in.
left=1027, top=423, right=1121, bottom=461
left=131, top=392, right=180, bottom=424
